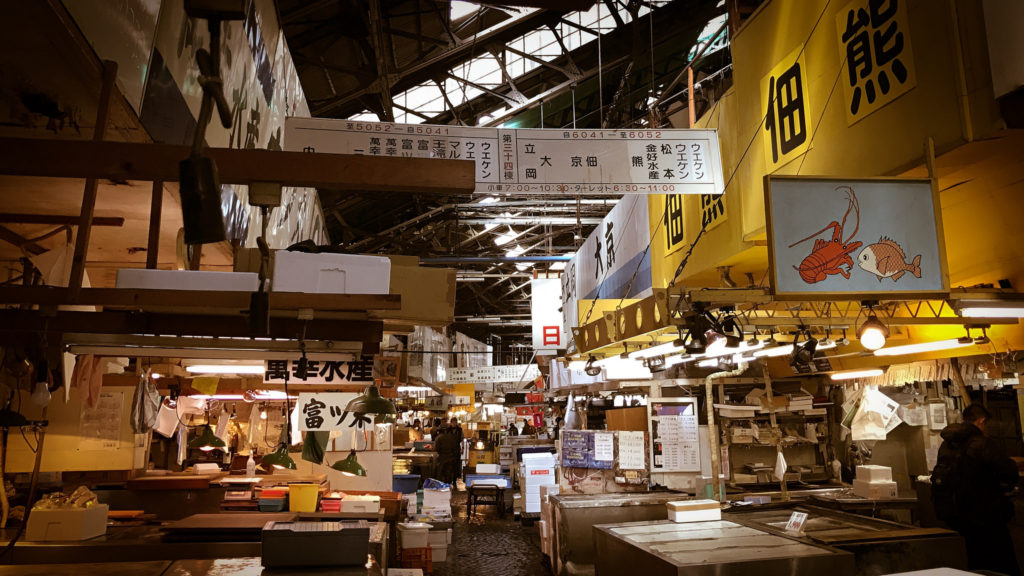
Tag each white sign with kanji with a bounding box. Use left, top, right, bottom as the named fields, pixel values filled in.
left=447, top=364, right=540, bottom=384
left=263, top=357, right=372, bottom=385
left=285, top=117, right=724, bottom=196
left=297, top=392, right=368, bottom=432
left=531, top=278, right=565, bottom=352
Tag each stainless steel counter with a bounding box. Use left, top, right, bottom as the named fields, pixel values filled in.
left=0, top=558, right=381, bottom=575
left=593, top=519, right=855, bottom=576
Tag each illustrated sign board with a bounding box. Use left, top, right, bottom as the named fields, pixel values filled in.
left=447, top=364, right=540, bottom=385
left=561, top=195, right=653, bottom=352
left=765, top=176, right=947, bottom=299
left=531, top=278, right=566, bottom=352
left=285, top=117, right=724, bottom=196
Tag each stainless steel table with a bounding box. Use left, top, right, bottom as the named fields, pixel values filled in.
left=593, top=519, right=855, bottom=576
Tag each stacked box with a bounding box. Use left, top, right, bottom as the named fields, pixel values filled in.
left=666, top=500, right=721, bottom=523
left=521, top=453, right=556, bottom=514
left=853, top=465, right=897, bottom=499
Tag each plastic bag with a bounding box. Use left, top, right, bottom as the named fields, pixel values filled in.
left=422, top=478, right=451, bottom=490
left=130, top=372, right=160, bottom=433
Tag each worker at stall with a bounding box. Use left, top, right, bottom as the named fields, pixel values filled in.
left=449, top=416, right=464, bottom=481
left=932, top=404, right=1020, bottom=575
left=429, top=417, right=444, bottom=440
left=435, top=424, right=461, bottom=485
left=520, top=418, right=536, bottom=436
left=410, top=418, right=424, bottom=442
left=507, top=421, right=519, bottom=436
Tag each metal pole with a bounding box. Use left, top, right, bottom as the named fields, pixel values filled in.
left=146, top=181, right=163, bottom=269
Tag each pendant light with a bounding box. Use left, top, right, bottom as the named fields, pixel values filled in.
left=857, top=314, right=889, bottom=351
left=331, top=450, right=366, bottom=477
left=345, top=385, right=397, bottom=423
left=189, top=423, right=226, bottom=452
left=261, top=424, right=297, bottom=470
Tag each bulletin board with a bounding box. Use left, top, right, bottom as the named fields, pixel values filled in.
left=560, top=430, right=615, bottom=470
left=647, top=397, right=701, bottom=472
left=558, top=431, right=650, bottom=494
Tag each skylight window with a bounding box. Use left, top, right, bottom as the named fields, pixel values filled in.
left=451, top=1, right=479, bottom=21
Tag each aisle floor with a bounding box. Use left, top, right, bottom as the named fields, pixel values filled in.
left=431, top=489, right=553, bottom=576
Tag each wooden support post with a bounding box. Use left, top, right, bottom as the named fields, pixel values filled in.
left=69, top=60, right=117, bottom=296
left=704, top=375, right=722, bottom=501
left=146, top=181, right=163, bottom=269
left=762, top=364, right=789, bottom=501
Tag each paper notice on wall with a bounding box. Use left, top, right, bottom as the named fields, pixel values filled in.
left=79, top=391, right=123, bottom=450
left=885, top=413, right=903, bottom=434
left=899, top=404, right=928, bottom=426
left=925, top=448, right=939, bottom=471
left=928, top=403, right=948, bottom=430
left=618, top=431, right=646, bottom=470
left=594, top=432, right=614, bottom=462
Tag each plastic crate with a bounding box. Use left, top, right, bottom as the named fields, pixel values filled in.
left=464, top=474, right=509, bottom=488
left=258, top=498, right=287, bottom=512
left=393, top=474, right=421, bottom=494
left=401, top=546, right=433, bottom=574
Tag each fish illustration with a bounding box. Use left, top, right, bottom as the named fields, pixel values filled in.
left=857, top=237, right=922, bottom=282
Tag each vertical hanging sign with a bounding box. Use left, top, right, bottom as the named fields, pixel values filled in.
left=531, top=278, right=566, bottom=352
left=761, top=45, right=811, bottom=170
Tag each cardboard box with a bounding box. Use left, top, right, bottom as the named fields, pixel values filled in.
left=852, top=478, right=898, bottom=499
left=116, top=269, right=258, bottom=291
left=856, top=465, right=892, bottom=483
left=731, top=428, right=755, bottom=443
left=606, top=407, right=649, bottom=431
left=666, top=499, right=721, bottom=523
left=26, top=504, right=108, bottom=541
left=760, top=396, right=789, bottom=411
left=272, top=251, right=390, bottom=294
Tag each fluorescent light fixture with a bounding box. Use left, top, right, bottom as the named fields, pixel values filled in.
left=702, top=338, right=764, bottom=359
left=189, top=391, right=294, bottom=401
left=186, top=364, right=264, bottom=375
left=398, top=385, right=432, bottom=393
left=830, top=368, right=884, bottom=381
left=873, top=338, right=973, bottom=356
left=697, top=357, right=720, bottom=368
left=628, top=340, right=685, bottom=359
left=457, top=277, right=486, bottom=282
left=752, top=339, right=834, bottom=358
left=152, top=373, right=162, bottom=379
left=959, top=301, right=1024, bottom=318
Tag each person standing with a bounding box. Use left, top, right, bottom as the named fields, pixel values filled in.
left=435, top=425, right=461, bottom=485
left=932, top=404, right=1020, bottom=575
left=449, top=417, right=464, bottom=481
left=507, top=422, right=519, bottom=436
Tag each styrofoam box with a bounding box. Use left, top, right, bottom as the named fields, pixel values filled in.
left=666, top=500, right=721, bottom=523
left=476, top=463, right=500, bottom=474
left=539, top=484, right=560, bottom=502
left=538, top=519, right=549, bottom=538
left=428, top=529, right=451, bottom=546
left=397, top=522, right=432, bottom=549
left=272, top=251, right=390, bottom=294
left=26, top=504, right=108, bottom=541
left=856, top=465, right=893, bottom=483
left=522, top=453, right=556, bottom=466
left=430, top=543, right=448, bottom=562
left=116, top=269, right=259, bottom=291
left=853, top=478, right=898, bottom=499
left=340, top=499, right=380, bottom=513
left=388, top=570, right=424, bottom=576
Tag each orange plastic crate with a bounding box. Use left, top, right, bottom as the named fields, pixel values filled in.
left=400, top=546, right=433, bottom=574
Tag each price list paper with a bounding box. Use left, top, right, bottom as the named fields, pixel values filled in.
left=651, top=399, right=701, bottom=472
left=617, top=431, right=647, bottom=470
left=286, top=117, right=724, bottom=196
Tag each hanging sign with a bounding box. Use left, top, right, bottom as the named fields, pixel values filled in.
left=761, top=44, right=811, bottom=170
left=447, top=365, right=540, bottom=384
left=297, top=392, right=365, bottom=432
left=263, top=356, right=371, bottom=385
left=285, top=118, right=724, bottom=196
left=835, top=0, right=917, bottom=125
left=562, top=195, right=653, bottom=351
left=765, top=176, right=948, bottom=299
left=531, top=278, right=566, bottom=352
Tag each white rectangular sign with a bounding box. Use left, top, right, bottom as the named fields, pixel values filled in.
left=531, top=278, right=566, bottom=351
left=766, top=177, right=947, bottom=298
left=561, top=195, right=653, bottom=352
left=285, top=117, right=724, bottom=196
left=447, top=364, right=540, bottom=384
left=297, top=392, right=364, bottom=432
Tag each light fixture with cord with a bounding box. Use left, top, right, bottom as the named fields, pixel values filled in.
left=789, top=330, right=818, bottom=367
left=260, top=373, right=296, bottom=471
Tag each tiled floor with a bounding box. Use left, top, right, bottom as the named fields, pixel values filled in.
left=432, top=490, right=553, bottom=576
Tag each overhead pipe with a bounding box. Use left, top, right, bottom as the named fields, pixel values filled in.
left=704, top=359, right=748, bottom=501
left=422, top=256, right=572, bottom=264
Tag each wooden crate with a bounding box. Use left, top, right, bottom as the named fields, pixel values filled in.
left=400, top=546, right=433, bottom=574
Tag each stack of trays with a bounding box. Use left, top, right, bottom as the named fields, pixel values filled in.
left=259, top=489, right=288, bottom=512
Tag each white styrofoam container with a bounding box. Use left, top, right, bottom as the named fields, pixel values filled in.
left=521, top=452, right=556, bottom=467
left=852, top=478, right=898, bottom=499
left=116, top=269, right=259, bottom=291
left=666, top=500, right=722, bottom=523
left=397, top=522, right=433, bottom=549
left=856, top=465, right=893, bottom=483
left=476, top=463, right=500, bottom=474
left=26, top=504, right=108, bottom=541
left=388, top=569, right=424, bottom=576
left=430, top=543, right=448, bottom=562
left=427, top=529, right=451, bottom=547
left=340, top=498, right=380, bottom=513
left=272, top=251, right=390, bottom=294
left=538, top=519, right=549, bottom=538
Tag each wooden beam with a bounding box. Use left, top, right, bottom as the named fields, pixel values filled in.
left=0, top=138, right=477, bottom=195
left=0, top=214, right=124, bottom=227
left=146, top=181, right=162, bottom=269
left=0, top=287, right=401, bottom=311
left=0, top=309, right=385, bottom=342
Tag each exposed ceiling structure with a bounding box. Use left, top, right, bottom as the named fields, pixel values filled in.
left=278, top=0, right=734, bottom=347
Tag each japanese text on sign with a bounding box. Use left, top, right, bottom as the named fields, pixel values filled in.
left=762, top=45, right=811, bottom=169
left=297, top=393, right=372, bottom=432
left=836, top=0, right=917, bottom=124
left=263, top=357, right=371, bottom=384
left=285, top=118, right=724, bottom=196
left=447, top=364, right=540, bottom=384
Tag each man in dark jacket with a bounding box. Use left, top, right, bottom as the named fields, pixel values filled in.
left=933, top=404, right=1020, bottom=575
left=435, top=426, right=462, bottom=485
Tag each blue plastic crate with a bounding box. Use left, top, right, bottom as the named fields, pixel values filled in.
left=464, top=474, right=509, bottom=488
left=393, top=474, right=421, bottom=494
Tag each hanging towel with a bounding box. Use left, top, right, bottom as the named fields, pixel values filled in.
left=71, top=355, right=104, bottom=409
left=130, top=373, right=160, bottom=433
left=176, top=424, right=188, bottom=466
